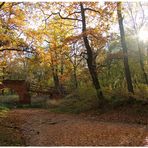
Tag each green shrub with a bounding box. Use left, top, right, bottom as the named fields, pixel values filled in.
left=50, top=87, right=99, bottom=114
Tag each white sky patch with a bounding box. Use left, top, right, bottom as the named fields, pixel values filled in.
left=27, top=20, right=42, bottom=30
left=102, top=32, right=107, bottom=37
left=138, top=29, right=148, bottom=43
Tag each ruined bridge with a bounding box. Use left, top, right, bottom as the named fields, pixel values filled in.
left=0, top=80, right=31, bottom=104
left=0, top=79, right=67, bottom=104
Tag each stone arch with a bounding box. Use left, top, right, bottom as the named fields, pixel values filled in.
left=0, top=80, right=31, bottom=104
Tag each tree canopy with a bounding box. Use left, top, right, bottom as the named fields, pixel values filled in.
left=0, top=2, right=148, bottom=103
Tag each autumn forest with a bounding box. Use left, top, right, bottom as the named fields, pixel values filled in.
left=0, top=1, right=148, bottom=146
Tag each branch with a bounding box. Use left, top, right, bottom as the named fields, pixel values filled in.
left=0, top=2, right=5, bottom=9
left=51, top=12, right=82, bottom=21
left=139, top=2, right=146, bottom=29
left=44, top=40, right=50, bottom=44
left=97, top=64, right=108, bottom=69
left=84, top=7, right=102, bottom=14
left=64, top=53, right=74, bottom=64
left=127, top=2, right=138, bottom=34
left=0, top=48, right=35, bottom=54
left=40, top=7, right=48, bottom=29
left=64, top=11, right=81, bottom=17
left=94, top=45, right=105, bottom=58
left=76, top=56, right=84, bottom=67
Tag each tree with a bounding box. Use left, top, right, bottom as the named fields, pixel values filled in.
left=65, top=41, right=84, bottom=89
left=0, top=2, right=34, bottom=54
left=117, top=2, right=134, bottom=94
left=79, top=2, right=105, bottom=101
left=126, top=2, right=148, bottom=84
left=43, top=2, right=116, bottom=103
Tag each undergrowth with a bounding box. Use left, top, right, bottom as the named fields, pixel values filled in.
left=0, top=86, right=147, bottom=115
left=48, top=87, right=99, bottom=114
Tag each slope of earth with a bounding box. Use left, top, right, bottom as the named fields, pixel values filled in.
left=1, top=109, right=147, bottom=146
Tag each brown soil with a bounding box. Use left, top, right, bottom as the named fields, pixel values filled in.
left=2, top=109, right=148, bottom=146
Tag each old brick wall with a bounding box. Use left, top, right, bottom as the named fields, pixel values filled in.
left=0, top=80, right=31, bottom=104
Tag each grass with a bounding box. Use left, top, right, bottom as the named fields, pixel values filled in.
left=47, top=87, right=148, bottom=117
left=48, top=87, right=100, bottom=114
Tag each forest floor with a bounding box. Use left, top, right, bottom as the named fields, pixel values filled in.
left=0, top=108, right=148, bottom=146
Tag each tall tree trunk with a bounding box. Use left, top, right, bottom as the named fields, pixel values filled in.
left=146, top=46, right=148, bottom=65
left=117, top=2, right=134, bottom=94
left=51, top=53, right=61, bottom=94
left=52, top=66, right=60, bottom=90
left=1, top=67, right=5, bottom=96
left=80, top=2, right=104, bottom=101
left=60, top=54, right=64, bottom=75
left=73, top=66, right=78, bottom=89
left=53, top=72, right=60, bottom=90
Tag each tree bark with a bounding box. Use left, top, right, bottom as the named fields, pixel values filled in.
left=53, top=73, right=60, bottom=89
left=51, top=66, right=60, bottom=91
left=0, top=2, right=5, bottom=9
left=117, top=2, right=134, bottom=94
left=73, top=66, right=78, bottom=89
left=80, top=2, right=104, bottom=101
left=60, top=54, right=64, bottom=75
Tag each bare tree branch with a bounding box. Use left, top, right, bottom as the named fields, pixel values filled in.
left=0, top=2, right=5, bottom=9
left=84, top=7, right=101, bottom=14
left=48, top=12, right=82, bottom=21
left=0, top=48, right=35, bottom=54
left=127, top=2, right=138, bottom=33
left=139, top=2, right=146, bottom=29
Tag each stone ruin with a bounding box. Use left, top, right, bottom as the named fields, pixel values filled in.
left=0, top=80, right=31, bottom=104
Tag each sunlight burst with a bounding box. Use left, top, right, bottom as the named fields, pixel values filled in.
left=138, top=29, right=148, bottom=42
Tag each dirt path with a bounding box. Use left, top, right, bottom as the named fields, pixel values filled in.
left=4, top=109, right=148, bottom=146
